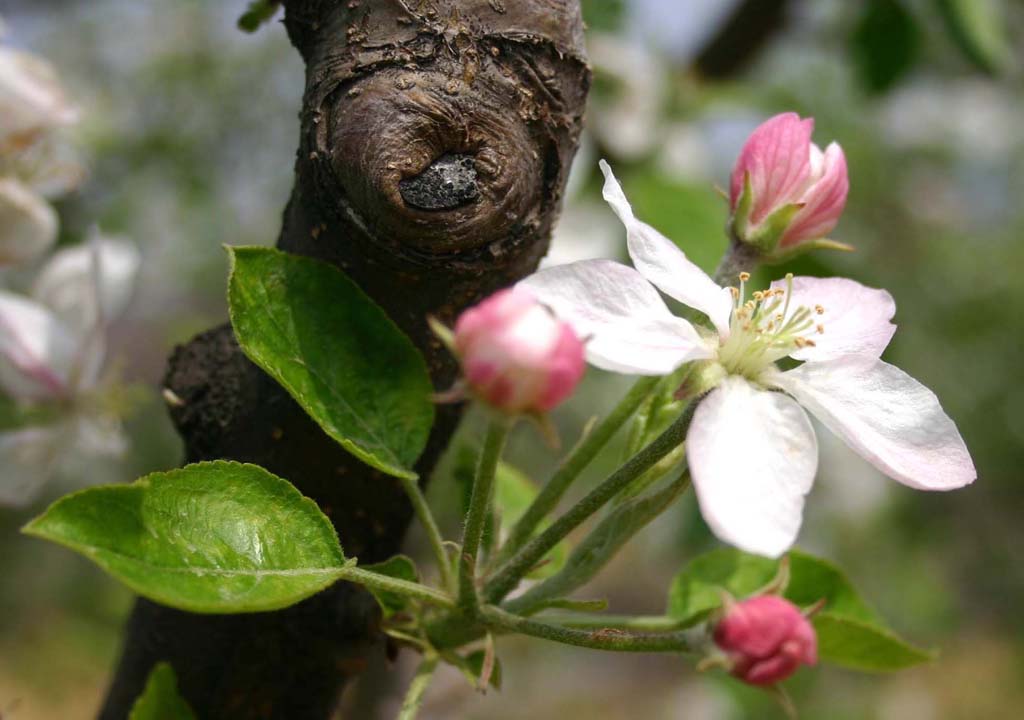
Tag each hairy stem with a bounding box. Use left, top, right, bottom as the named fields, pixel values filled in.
left=339, top=567, right=455, bottom=609
left=396, top=654, right=438, bottom=720
left=458, top=416, right=510, bottom=612
left=495, top=376, right=659, bottom=564
left=399, top=475, right=454, bottom=593
left=484, top=401, right=699, bottom=604
left=479, top=605, right=698, bottom=653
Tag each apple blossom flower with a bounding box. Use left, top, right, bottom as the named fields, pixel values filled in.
left=0, top=177, right=58, bottom=266
left=729, top=112, right=849, bottom=252
left=713, top=595, right=817, bottom=686
left=0, top=232, right=139, bottom=506
left=518, top=161, right=975, bottom=557
left=445, top=287, right=585, bottom=414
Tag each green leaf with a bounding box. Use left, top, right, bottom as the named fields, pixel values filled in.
left=129, top=663, right=196, bottom=720
left=850, top=0, right=921, bottom=94
left=237, top=0, right=281, bottom=33
left=936, top=0, right=1013, bottom=74
left=814, top=613, right=934, bottom=671
left=227, top=247, right=434, bottom=480
left=362, top=555, right=419, bottom=618
left=666, top=549, right=933, bottom=671
left=23, top=461, right=349, bottom=613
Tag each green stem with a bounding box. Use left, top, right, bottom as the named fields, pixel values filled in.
left=458, top=416, right=510, bottom=612
left=713, top=239, right=761, bottom=286
left=339, top=566, right=455, bottom=609
left=479, top=605, right=696, bottom=653
left=535, top=612, right=688, bottom=633
left=483, top=401, right=699, bottom=604
left=396, top=654, right=438, bottom=720
left=400, top=475, right=455, bottom=593
left=495, top=376, right=659, bottom=565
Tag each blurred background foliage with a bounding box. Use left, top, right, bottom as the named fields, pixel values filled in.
left=1, top=0, right=1022, bottom=718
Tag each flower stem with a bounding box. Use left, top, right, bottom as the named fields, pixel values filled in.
left=495, top=376, right=659, bottom=565
left=339, top=566, right=455, bottom=609
left=479, top=604, right=697, bottom=653
left=458, top=416, right=511, bottom=612
left=483, top=400, right=699, bottom=604
left=535, top=612, right=688, bottom=633
left=396, top=654, right=438, bottom=720
left=713, top=239, right=761, bottom=286
left=399, top=475, right=455, bottom=593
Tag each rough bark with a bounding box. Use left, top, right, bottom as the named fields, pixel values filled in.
left=99, top=1, right=588, bottom=718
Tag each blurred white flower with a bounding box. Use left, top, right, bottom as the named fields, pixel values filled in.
left=0, top=232, right=140, bottom=507
left=0, top=45, right=78, bottom=147
left=586, top=33, right=667, bottom=160
left=0, top=176, right=57, bottom=266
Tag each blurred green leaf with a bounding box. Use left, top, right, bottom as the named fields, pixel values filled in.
left=23, top=461, right=349, bottom=613
left=581, top=0, right=626, bottom=33
left=814, top=613, right=935, bottom=671
left=129, top=662, right=196, bottom=720
left=936, top=0, right=1013, bottom=74
left=238, top=1, right=281, bottom=33
left=851, top=0, right=921, bottom=94
left=228, top=247, right=434, bottom=480
left=362, top=555, right=419, bottom=618
left=623, top=171, right=728, bottom=273
left=666, top=549, right=933, bottom=670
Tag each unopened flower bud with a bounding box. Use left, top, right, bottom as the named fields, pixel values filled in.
left=729, top=113, right=849, bottom=254
left=713, top=595, right=817, bottom=686
left=453, top=287, right=585, bottom=414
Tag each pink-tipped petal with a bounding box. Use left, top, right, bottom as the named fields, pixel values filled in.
left=453, top=287, right=586, bottom=414
left=773, top=355, right=976, bottom=491
left=729, top=113, right=814, bottom=225
left=780, top=142, right=849, bottom=247
left=686, top=376, right=818, bottom=558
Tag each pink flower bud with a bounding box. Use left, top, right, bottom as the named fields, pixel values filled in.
left=713, top=595, right=817, bottom=686
left=453, top=287, right=585, bottom=414
left=729, top=113, right=849, bottom=250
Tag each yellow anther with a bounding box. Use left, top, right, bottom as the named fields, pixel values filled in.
left=804, top=338, right=816, bottom=347
left=739, top=272, right=751, bottom=282
left=817, top=324, right=825, bottom=334
left=815, top=304, right=825, bottom=315
left=794, top=337, right=807, bottom=348
left=742, top=323, right=752, bottom=332
left=775, top=313, right=784, bottom=322
left=745, top=300, right=756, bottom=310
left=729, top=287, right=740, bottom=299
left=753, top=291, right=764, bottom=301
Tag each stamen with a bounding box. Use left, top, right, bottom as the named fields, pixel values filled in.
left=815, top=304, right=825, bottom=315
left=816, top=324, right=825, bottom=334
left=729, top=287, right=740, bottom=299
left=738, top=272, right=751, bottom=282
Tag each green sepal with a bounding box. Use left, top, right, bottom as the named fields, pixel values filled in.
left=441, top=649, right=503, bottom=691
left=729, top=172, right=754, bottom=241
left=747, top=201, right=805, bottom=253
left=762, top=237, right=856, bottom=265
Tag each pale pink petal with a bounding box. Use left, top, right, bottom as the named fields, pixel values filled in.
left=0, top=48, right=78, bottom=140
left=772, top=356, right=975, bottom=491
left=599, top=160, right=733, bottom=337
left=780, top=143, right=849, bottom=247
left=0, top=178, right=57, bottom=267
left=0, top=291, right=77, bottom=400
left=687, top=376, right=818, bottom=557
left=729, top=113, right=814, bottom=225
left=519, top=259, right=713, bottom=375
left=32, top=234, right=141, bottom=330
left=769, top=276, right=896, bottom=361
left=0, top=426, right=62, bottom=507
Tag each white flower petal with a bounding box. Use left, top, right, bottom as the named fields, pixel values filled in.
left=0, top=291, right=78, bottom=400
left=0, top=178, right=57, bottom=267
left=599, top=160, right=733, bottom=337
left=772, top=356, right=975, bottom=490
left=770, top=276, right=896, bottom=361
left=686, top=376, right=818, bottom=558
left=0, top=47, right=78, bottom=140
left=0, top=426, right=62, bottom=507
left=519, top=259, right=712, bottom=375
left=32, top=234, right=141, bottom=330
